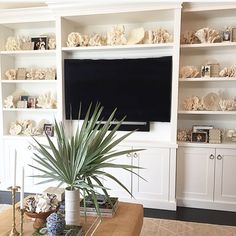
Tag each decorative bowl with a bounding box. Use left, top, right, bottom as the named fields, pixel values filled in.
left=25, top=210, right=56, bottom=229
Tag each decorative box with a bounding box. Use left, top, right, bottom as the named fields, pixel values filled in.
left=43, top=187, right=65, bottom=201
left=209, top=129, right=221, bottom=144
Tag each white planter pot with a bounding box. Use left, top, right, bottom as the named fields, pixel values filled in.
left=65, top=188, right=80, bottom=225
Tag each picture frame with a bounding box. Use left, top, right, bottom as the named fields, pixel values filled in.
left=17, top=68, right=26, bottom=80
left=191, top=131, right=208, bottom=143
left=44, top=124, right=54, bottom=137
left=193, top=125, right=214, bottom=142
left=222, top=29, right=231, bottom=42
left=28, top=96, right=37, bottom=108
left=31, top=36, right=48, bottom=50
left=232, top=28, right=236, bottom=42
left=201, top=65, right=211, bottom=78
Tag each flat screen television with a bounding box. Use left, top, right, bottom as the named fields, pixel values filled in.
left=64, top=56, right=172, bottom=123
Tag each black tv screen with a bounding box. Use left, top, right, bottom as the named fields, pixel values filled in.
left=64, top=56, right=172, bottom=122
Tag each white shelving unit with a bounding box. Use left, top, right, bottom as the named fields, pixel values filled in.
left=177, top=3, right=236, bottom=212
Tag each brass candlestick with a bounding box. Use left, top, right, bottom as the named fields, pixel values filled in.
left=8, top=186, right=20, bottom=236
left=19, top=209, right=24, bottom=236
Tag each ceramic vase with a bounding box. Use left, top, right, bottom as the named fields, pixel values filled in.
left=65, top=187, right=80, bottom=225
left=46, top=212, right=65, bottom=235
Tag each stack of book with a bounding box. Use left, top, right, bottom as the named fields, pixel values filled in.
left=80, top=197, right=119, bottom=217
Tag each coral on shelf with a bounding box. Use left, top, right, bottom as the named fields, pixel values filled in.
left=107, top=25, right=127, bottom=46
left=195, top=27, right=221, bottom=43
left=180, top=66, right=199, bottom=78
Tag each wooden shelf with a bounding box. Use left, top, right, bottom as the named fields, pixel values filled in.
left=179, top=77, right=236, bottom=82
left=178, top=110, right=236, bottom=115
left=0, top=50, right=56, bottom=55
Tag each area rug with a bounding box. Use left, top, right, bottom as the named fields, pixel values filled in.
left=140, top=217, right=236, bottom=236
left=0, top=204, right=11, bottom=213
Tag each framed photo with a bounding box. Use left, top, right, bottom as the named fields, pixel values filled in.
left=193, top=125, right=213, bottom=142
left=191, top=131, right=208, bottom=143
left=31, top=36, right=47, bottom=50
left=28, top=96, right=36, bottom=108
left=44, top=124, right=54, bottom=137
left=232, top=28, right=236, bottom=42
left=222, top=30, right=231, bottom=42
left=17, top=68, right=26, bottom=80
left=201, top=65, right=211, bottom=78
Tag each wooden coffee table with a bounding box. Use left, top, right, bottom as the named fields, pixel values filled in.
left=0, top=202, right=143, bottom=236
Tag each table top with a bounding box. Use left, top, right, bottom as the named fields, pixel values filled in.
left=0, top=202, right=143, bottom=236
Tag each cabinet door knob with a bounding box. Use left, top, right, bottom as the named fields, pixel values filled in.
left=126, top=153, right=131, bottom=157
left=133, top=152, right=138, bottom=158
left=28, top=145, right=32, bottom=150
left=209, top=154, right=215, bottom=160
left=217, top=154, right=223, bottom=160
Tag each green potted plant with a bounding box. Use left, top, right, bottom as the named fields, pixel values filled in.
left=30, top=104, right=143, bottom=225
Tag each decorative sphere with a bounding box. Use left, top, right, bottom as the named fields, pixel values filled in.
left=46, top=212, right=65, bottom=235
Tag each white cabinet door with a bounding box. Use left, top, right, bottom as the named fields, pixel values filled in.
left=177, top=147, right=215, bottom=201
left=215, top=148, right=236, bottom=203
left=132, top=147, right=170, bottom=201
left=103, top=146, right=132, bottom=199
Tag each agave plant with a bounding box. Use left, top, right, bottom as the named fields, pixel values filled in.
left=30, top=104, right=143, bottom=214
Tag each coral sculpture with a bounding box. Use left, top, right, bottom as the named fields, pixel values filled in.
left=4, top=95, right=15, bottom=108
left=66, top=32, right=89, bottom=47
left=37, top=91, right=57, bottom=109
left=88, top=34, right=106, bottom=46
left=5, top=69, right=17, bottom=80
left=195, top=27, right=221, bottom=43
left=180, top=66, right=199, bottom=78
left=127, top=27, right=145, bottom=45
left=5, top=36, right=21, bottom=51
left=107, top=25, right=127, bottom=46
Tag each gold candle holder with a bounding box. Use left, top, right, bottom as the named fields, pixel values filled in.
left=19, top=209, right=24, bottom=236
left=8, top=186, right=20, bottom=236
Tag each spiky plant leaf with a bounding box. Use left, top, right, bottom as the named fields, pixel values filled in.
left=30, top=103, right=144, bottom=215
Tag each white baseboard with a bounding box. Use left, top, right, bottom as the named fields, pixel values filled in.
left=177, top=198, right=236, bottom=212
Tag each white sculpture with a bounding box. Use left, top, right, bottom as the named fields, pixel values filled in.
left=5, top=36, right=21, bottom=51
left=9, top=122, right=22, bottom=135
left=48, top=38, right=56, bottom=49
left=89, top=34, right=106, bottom=46
left=67, top=32, right=89, bottom=47
left=4, top=95, right=15, bottom=108
left=143, top=30, right=153, bottom=44
left=195, top=27, right=221, bottom=43
left=181, top=31, right=199, bottom=44
left=202, top=92, right=220, bottom=111
left=5, top=69, right=17, bottom=80
left=180, top=66, right=199, bottom=78
left=219, top=65, right=236, bottom=77
left=37, top=91, right=57, bottom=109
left=127, top=27, right=145, bottom=45
left=143, top=28, right=172, bottom=44
left=107, top=25, right=127, bottom=46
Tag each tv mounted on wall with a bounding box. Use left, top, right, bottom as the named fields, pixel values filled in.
left=64, top=56, right=172, bottom=126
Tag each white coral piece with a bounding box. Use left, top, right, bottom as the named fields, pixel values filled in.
left=4, top=95, right=15, bottom=108
left=9, top=122, right=22, bottom=135
left=37, top=91, right=57, bottom=109
left=89, top=34, right=104, bottom=46
left=180, top=66, right=199, bottom=78
left=66, top=32, right=89, bottom=47
left=5, top=69, right=17, bottom=80
left=127, top=27, right=145, bottom=45
left=202, top=92, right=220, bottom=111
left=48, top=38, right=56, bottom=49
left=5, top=36, right=21, bottom=51
left=107, top=25, right=127, bottom=46
left=195, top=27, right=220, bottom=43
